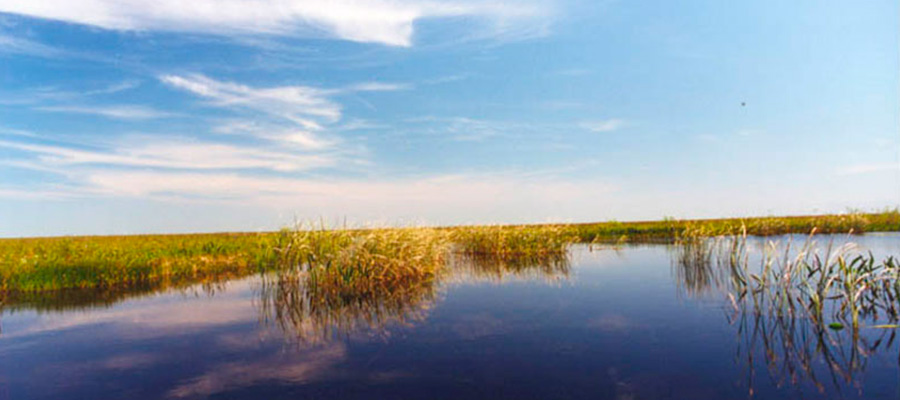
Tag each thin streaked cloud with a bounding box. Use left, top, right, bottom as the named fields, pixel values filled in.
left=160, top=74, right=341, bottom=125
left=339, top=81, right=412, bottom=93
left=837, top=163, right=900, bottom=176
left=0, top=32, right=63, bottom=57
left=580, top=119, right=625, bottom=133
left=0, top=139, right=336, bottom=172
left=35, top=105, right=175, bottom=120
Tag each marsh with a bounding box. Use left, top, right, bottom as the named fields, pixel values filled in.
left=2, top=233, right=899, bottom=399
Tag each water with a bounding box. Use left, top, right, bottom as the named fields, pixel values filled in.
left=2, top=234, right=900, bottom=399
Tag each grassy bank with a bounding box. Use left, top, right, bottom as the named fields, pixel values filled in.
left=1, top=211, right=898, bottom=292
left=570, top=211, right=900, bottom=243
left=0, top=233, right=275, bottom=291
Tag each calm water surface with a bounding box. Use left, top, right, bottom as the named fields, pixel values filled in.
left=2, top=234, right=900, bottom=399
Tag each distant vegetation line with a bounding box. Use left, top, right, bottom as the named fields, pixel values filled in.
left=0, top=211, right=897, bottom=292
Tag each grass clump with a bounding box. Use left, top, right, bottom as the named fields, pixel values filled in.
left=449, top=225, right=576, bottom=258
left=271, top=226, right=450, bottom=299
left=258, top=225, right=448, bottom=342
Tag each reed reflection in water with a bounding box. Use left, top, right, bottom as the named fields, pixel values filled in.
left=256, top=251, right=573, bottom=343
left=446, top=252, right=571, bottom=284
left=257, top=270, right=438, bottom=344
left=672, top=233, right=900, bottom=396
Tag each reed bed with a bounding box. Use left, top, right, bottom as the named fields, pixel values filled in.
left=574, top=210, right=898, bottom=243
left=0, top=233, right=273, bottom=291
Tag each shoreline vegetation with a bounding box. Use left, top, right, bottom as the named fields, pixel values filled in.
left=1, top=211, right=898, bottom=293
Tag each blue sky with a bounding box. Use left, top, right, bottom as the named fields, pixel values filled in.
left=0, top=0, right=897, bottom=237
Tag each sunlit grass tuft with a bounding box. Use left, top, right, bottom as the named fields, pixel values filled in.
left=271, top=225, right=450, bottom=299
left=449, top=225, right=576, bottom=258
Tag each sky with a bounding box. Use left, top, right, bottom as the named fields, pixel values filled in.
left=0, top=0, right=897, bottom=237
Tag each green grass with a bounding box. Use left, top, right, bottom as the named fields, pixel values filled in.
left=0, top=233, right=276, bottom=291
left=0, top=210, right=897, bottom=293
left=570, top=210, right=898, bottom=243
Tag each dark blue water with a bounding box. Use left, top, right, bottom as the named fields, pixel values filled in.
left=1, top=234, right=899, bottom=399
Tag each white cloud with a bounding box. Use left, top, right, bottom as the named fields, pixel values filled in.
left=0, top=187, right=80, bottom=200
left=0, top=139, right=335, bottom=172
left=554, top=68, right=591, bottom=77
left=64, top=170, right=619, bottom=224
left=422, top=74, right=469, bottom=85
left=0, top=0, right=548, bottom=47
left=0, top=80, right=142, bottom=108
left=161, top=74, right=360, bottom=151
left=214, top=120, right=337, bottom=151
left=161, top=74, right=411, bottom=152
left=36, top=104, right=174, bottom=120
left=161, top=74, right=340, bottom=126
left=0, top=126, right=37, bottom=137
left=837, top=162, right=900, bottom=176
left=403, top=116, right=513, bottom=142
left=0, top=32, right=63, bottom=56
left=0, top=165, right=622, bottom=226
left=84, top=80, right=141, bottom=95
left=341, top=81, right=412, bottom=92
left=580, top=119, right=625, bottom=133
left=735, top=128, right=762, bottom=137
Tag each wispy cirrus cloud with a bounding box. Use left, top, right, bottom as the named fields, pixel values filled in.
left=83, top=80, right=141, bottom=96
left=553, top=68, right=591, bottom=77
left=0, top=139, right=335, bottom=172
left=213, top=120, right=337, bottom=151
left=0, top=32, right=63, bottom=57
left=580, top=119, right=625, bottom=133
left=0, top=154, right=621, bottom=225
left=0, top=80, right=141, bottom=107
left=63, top=170, right=620, bottom=219
left=339, top=81, right=412, bottom=93
left=161, top=74, right=340, bottom=127
left=837, top=163, right=900, bottom=176
left=0, top=0, right=550, bottom=47
left=0, top=126, right=37, bottom=137
left=161, top=74, right=408, bottom=151
left=36, top=104, right=174, bottom=120
left=402, top=116, right=513, bottom=142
